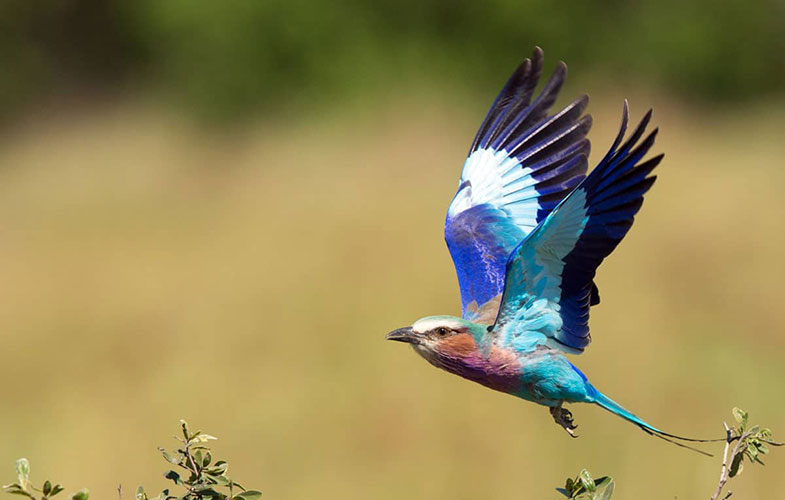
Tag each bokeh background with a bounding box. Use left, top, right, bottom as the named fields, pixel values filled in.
left=1, top=1, right=784, bottom=499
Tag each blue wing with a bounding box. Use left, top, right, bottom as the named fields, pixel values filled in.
left=445, top=47, right=592, bottom=321
left=492, top=103, right=663, bottom=353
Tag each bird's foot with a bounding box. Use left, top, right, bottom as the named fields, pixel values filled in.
left=550, top=405, right=579, bottom=438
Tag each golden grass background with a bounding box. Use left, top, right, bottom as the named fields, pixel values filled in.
left=0, top=91, right=783, bottom=499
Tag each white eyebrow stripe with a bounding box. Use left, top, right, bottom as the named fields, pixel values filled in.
left=411, top=317, right=465, bottom=334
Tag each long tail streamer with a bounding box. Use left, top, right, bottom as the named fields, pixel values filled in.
left=590, top=389, right=725, bottom=456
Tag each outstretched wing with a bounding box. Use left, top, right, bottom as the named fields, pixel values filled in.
left=445, top=47, right=592, bottom=322
left=492, top=104, right=663, bottom=354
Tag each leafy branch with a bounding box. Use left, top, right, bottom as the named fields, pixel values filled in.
left=3, top=411, right=780, bottom=500
left=556, top=407, right=781, bottom=500
left=3, top=421, right=260, bottom=500
left=2, top=458, right=86, bottom=500
left=556, top=469, right=614, bottom=500
left=139, top=420, right=262, bottom=500
left=709, top=407, right=783, bottom=500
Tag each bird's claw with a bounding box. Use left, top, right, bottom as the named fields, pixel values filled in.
left=550, top=405, right=579, bottom=438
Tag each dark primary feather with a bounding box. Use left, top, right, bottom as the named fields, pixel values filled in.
left=468, top=49, right=543, bottom=154
left=556, top=103, right=663, bottom=351
left=491, top=102, right=663, bottom=353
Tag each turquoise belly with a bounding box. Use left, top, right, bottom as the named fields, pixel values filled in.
left=514, top=350, right=592, bottom=406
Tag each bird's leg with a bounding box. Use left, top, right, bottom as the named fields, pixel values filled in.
left=550, top=403, right=578, bottom=438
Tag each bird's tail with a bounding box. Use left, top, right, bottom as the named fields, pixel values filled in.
left=588, top=387, right=721, bottom=456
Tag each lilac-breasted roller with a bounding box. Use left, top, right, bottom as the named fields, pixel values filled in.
left=386, top=47, right=710, bottom=451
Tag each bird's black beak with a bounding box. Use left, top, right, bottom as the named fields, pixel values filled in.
left=385, top=326, right=418, bottom=344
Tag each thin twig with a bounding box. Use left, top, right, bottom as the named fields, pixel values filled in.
left=710, top=420, right=766, bottom=500
left=710, top=423, right=733, bottom=500
left=179, top=440, right=202, bottom=497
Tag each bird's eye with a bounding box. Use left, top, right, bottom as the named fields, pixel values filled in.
left=436, top=327, right=449, bottom=336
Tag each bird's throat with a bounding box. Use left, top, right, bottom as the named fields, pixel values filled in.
left=413, top=335, right=522, bottom=394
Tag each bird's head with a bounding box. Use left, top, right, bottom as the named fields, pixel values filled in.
left=385, top=315, right=488, bottom=365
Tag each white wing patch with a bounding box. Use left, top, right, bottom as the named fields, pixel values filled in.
left=447, top=148, right=543, bottom=232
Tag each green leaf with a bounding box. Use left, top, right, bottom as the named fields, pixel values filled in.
left=595, top=481, right=615, bottom=500
left=191, top=434, right=218, bottom=443
left=6, top=490, right=34, bottom=498
left=729, top=452, right=744, bottom=478
left=202, top=452, right=212, bottom=467
left=205, top=462, right=228, bottom=476
left=211, top=475, right=230, bottom=486
left=148, top=489, right=169, bottom=500
left=71, top=488, right=89, bottom=500
left=191, top=486, right=222, bottom=498
left=732, top=407, right=748, bottom=428
left=164, top=470, right=182, bottom=485
left=579, top=470, right=595, bottom=492
left=44, top=480, right=52, bottom=496
left=193, top=484, right=219, bottom=493
left=50, top=485, right=64, bottom=496
left=180, top=420, right=190, bottom=441
left=159, top=449, right=181, bottom=465
left=234, top=491, right=262, bottom=500
left=564, top=477, right=581, bottom=496
left=15, top=459, right=30, bottom=490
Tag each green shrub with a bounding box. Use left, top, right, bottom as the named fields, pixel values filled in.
left=2, top=410, right=780, bottom=499
left=2, top=420, right=261, bottom=500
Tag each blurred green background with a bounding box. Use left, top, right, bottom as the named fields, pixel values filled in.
left=0, top=1, right=784, bottom=499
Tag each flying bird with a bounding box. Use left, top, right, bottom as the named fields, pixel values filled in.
left=386, top=47, right=709, bottom=451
